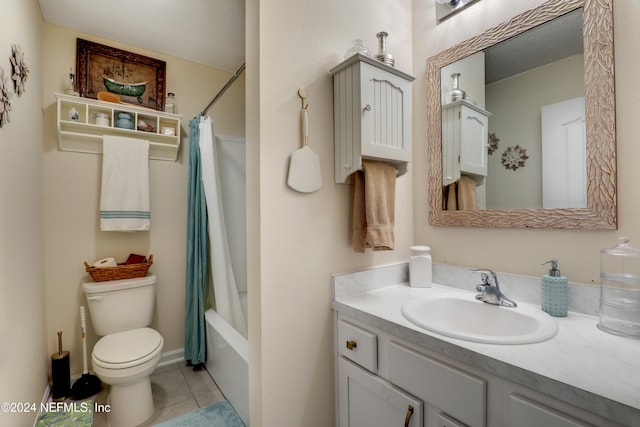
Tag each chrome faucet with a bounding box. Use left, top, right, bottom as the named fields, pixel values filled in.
left=473, top=269, right=517, bottom=308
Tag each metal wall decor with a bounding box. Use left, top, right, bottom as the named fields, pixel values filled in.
left=10, top=44, right=29, bottom=97
left=501, top=145, right=529, bottom=171
left=487, top=132, right=499, bottom=155
left=0, top=66, right=12, bottom=128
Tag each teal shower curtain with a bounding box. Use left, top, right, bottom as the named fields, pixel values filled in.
left=184, top=117, right=208, bottom=366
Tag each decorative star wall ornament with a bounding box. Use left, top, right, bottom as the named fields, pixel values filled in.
left=10, top=44, right=29, bottom=97
left=487, top=132, right=500, bottom=155
left=501, top=145, right=529, bottom=171
left=0, top=66, right=12, bottom=128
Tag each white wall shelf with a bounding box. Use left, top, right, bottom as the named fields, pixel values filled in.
left=55, top=93, right=183, bottom=161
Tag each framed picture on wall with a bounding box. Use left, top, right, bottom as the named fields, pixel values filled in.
left=75, top=38, right=166, bottom=111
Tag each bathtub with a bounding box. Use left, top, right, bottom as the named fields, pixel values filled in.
left=205, top=309, right=249, bottom=425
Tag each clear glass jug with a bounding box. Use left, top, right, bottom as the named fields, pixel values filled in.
left=598, top=237, right=640, bottom=339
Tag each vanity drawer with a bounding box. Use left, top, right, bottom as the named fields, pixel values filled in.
left=388, top=342, right=486, bottom=427
left=337, top=320, right=378, bottom=372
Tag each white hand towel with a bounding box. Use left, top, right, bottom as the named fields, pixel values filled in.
left=100, top=135, right=150, bottom=231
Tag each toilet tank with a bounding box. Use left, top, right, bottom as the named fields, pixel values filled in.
left=83, top=275, right=157, bottom=336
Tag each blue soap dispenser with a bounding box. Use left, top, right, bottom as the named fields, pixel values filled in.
left=541, top=259, right=568, bottom=317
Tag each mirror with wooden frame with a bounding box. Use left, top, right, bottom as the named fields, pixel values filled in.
left=426, top=0, right=616, bottom=229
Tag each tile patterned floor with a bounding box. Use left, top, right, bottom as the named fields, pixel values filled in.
left=92, top=362, right=225, bottom=426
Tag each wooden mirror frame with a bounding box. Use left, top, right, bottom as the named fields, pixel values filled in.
left=427, top=0, right=616, bottom=229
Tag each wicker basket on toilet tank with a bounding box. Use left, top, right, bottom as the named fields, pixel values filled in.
left=84, top=254, right=153, bottom=282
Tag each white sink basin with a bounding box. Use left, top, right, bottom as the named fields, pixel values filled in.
left=401, top=293, right=558, bottom=344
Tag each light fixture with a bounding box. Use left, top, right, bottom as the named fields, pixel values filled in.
left=435, top=0, right=479, bottom=22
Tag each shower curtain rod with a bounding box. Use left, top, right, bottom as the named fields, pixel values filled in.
left=200, top=62, right=246, bottom=116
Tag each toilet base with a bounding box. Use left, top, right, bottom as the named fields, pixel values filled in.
left=107, top=376, right=154, bottom=427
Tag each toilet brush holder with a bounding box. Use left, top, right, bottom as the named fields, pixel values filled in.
left=51, top=331, right=70, bottom=401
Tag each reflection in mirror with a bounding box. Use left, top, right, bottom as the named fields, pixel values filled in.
left=441, top=10, right=584, bottom=210
left=427, top=0, right=616, bottom=229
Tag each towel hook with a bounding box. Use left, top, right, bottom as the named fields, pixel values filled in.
left=298, top=87, right=308, bottom=110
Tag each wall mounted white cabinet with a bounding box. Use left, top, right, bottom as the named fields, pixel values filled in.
left=330, top=54, right=415, bottom=183
left=442, top=100, right=491, bottom=186
left=55, top=93, right=182, bottom=161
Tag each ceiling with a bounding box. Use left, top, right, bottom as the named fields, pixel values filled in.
left=38, top=0, right=245, bottom=72
left=484, top=9, right=583, bottom=84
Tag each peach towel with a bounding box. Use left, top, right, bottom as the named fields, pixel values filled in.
left=447, top=182, right=458, bottom=210
left=445, top=175, right=477, bottom=211
left=353, top=160, right=396, bottom=252
left=457, top=175, right=477, bottom=210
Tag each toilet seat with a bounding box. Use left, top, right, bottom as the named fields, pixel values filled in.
left=93, top=327, right=163, bottom=369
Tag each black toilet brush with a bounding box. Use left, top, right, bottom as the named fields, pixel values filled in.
left=71, top=306, right=102, bottom=399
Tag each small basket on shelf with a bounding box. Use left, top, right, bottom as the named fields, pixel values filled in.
left=84, top=254, right=153, bottom=282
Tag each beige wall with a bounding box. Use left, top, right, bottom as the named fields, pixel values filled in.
left=247, top=0, right=413, bottom=425
left=441, top=51, right=486, bottom=108
left=41, top=23, right=245, bottom=376
left=0, top=1, right=46, bottom=426
left=413, top=0, right=639, bottom=284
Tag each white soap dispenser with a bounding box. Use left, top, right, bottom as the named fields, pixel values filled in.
left=541, top=259, right=568, bottom=317
left=409, top=246, right=432, bottom=288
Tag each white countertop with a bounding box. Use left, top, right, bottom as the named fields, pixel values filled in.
left=333, top=282, right=640, bottom=426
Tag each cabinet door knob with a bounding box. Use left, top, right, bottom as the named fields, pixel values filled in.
left=404, top=405, right=414, bottom=427
left=363, top=104, right=372, bottom=112
left=345, top=340, right=357, bottom=350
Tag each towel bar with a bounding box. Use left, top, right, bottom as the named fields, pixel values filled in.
left=339, top=159, right=407, bottom=183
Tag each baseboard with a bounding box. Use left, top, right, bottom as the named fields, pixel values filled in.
left=32, top=383, right=52, bottom=427
left=158, top=348, right=184, bottom=368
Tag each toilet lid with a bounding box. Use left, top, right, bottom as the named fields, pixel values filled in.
left=93, top=327, right=163, bottom=368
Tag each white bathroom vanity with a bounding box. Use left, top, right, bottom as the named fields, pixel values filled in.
left=332, top=263, right=640, bottom=427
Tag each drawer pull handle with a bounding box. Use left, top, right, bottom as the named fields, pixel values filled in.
left=345, top=340, right=357, bottom=350
left=404, top=405, right=414, bottom=427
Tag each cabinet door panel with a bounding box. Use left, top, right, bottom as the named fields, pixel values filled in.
left=442, top=106, right=461, bottom=186
left=360, top=63, right=412, bottom=162
left=438, top=412, right=468, bottom=427
left=459, top=105, right=488, bottom=176
left=509, top=395, right=592, bottom=427
left=338, top=357, right=423, bottom=427
left=388, top=342, right=486, bottom=427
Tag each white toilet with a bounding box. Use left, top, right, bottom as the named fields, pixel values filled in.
left=83, top=275, right=164, bottom=427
